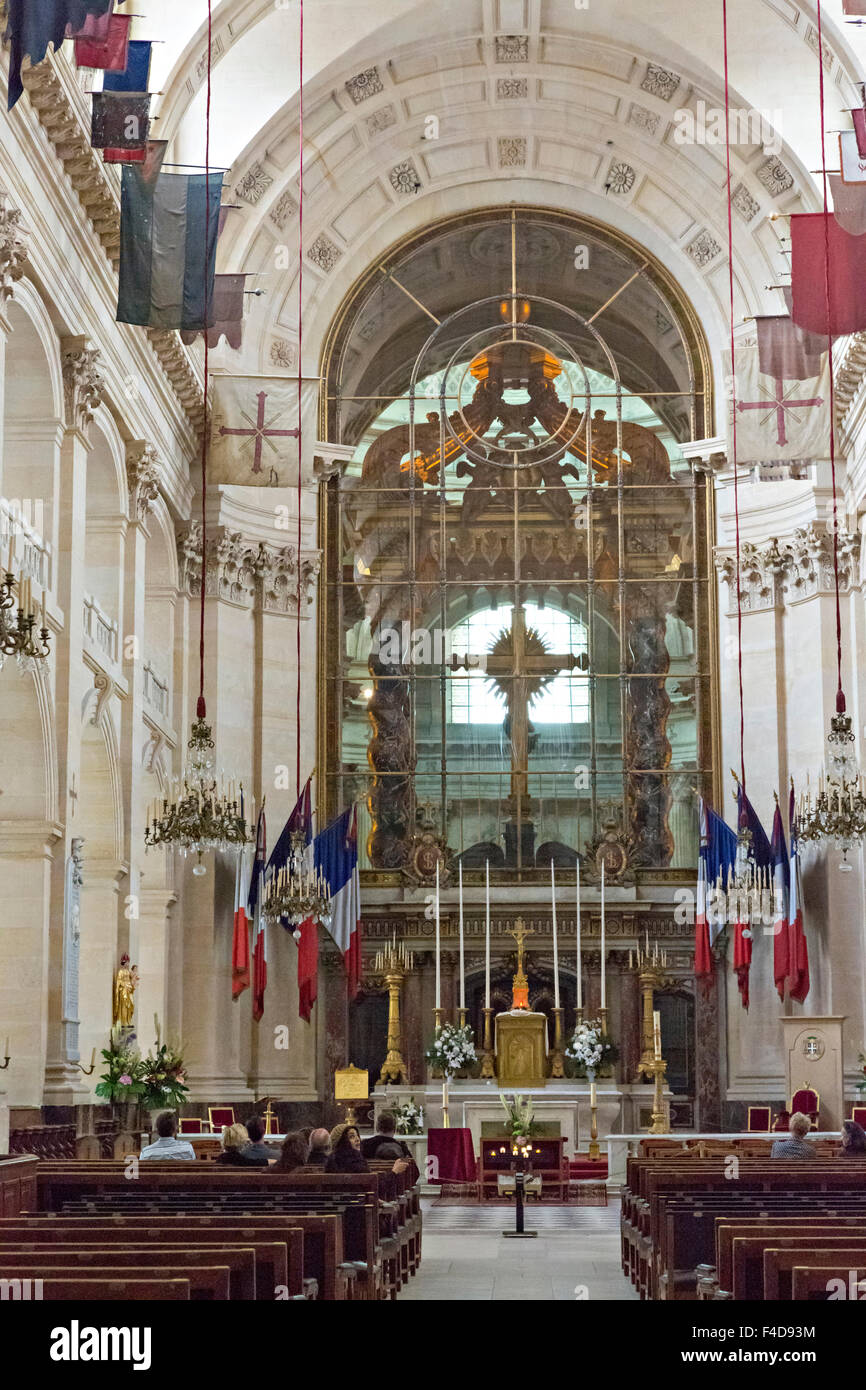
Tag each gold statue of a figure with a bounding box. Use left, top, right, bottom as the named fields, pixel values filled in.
left=112, top=953, right=139, bottom=1029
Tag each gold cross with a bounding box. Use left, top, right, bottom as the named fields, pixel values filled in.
left=506, top=917, right=535, bottom=974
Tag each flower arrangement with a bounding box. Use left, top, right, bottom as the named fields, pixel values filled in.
left=425, top=1023, right=477, bottom=1079
left=139, top=1038, right=188, bottom=1110
left=565, top=1018, right=618, bottom=1077
left=391, top=1098, right=424, bottom=1135
left=95, top=1026, right=146, bottom=1104
left=499, top=1092, right=537, bottom=1140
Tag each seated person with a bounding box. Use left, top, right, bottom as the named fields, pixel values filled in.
left=770, top=1111, right=816, bottom=1159
left=840, top=1119, right=866, bottom=1156
left=360, top=1110, right=411, bottom=1161
left=274, top=1131, right=309, bottom=1173
left=772, top=1108, right=791, bottom=1133
left=326, top=1122, right=408, bottom=1175
left=215, top=1122, right=263, bottom=1165
left=140, top=1110, right=196, bottom=1160
left=306, top=1127, right=331, bottom=1167
left=242, top=1115, right=273, bottom=1165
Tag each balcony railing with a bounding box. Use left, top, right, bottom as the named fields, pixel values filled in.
left=0, top=497, right=52, bottom=592
left=82, top=593, right=119, bottom=666
left=143, top=660, right=170, bottom=719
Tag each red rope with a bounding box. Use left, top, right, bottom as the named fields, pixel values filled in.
left=815, top=0, right=846, bottom=715
left=197, top=0, right=214, bottom=722
left=721, top=0, right=746, bottom=789
left=296, top=0, right=304, bottom=798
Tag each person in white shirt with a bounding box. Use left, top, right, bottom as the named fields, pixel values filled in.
left=139, top=1110, right=196, bottom=1160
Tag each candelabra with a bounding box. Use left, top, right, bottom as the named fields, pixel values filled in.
left=144, top=716, right=249, bottom=872
left=799, top=709, right=866, bottom=867
left=647, top=1057, right=669, bottom=1134
left=0, top=565, right=50, bottom=673
left=629, top=940, right=668, bottom=1079
left=550, top=1007, right=565, bottom=1079
left=262, top=831, right=332, bottom=932
left=375, top=937, right=414, bottom=1085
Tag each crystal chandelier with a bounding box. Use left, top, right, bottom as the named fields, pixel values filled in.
left=144, top=715, right=249, bottom=874
left=261, top=830, right=332, bottom=935
left=721, top=828, right=774, bottom=928
left=0, top=565, right=50, bottom=674
left=798, top=706, right=866, bottom=870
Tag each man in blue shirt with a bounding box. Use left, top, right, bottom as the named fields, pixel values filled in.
left=140, top=1111, right=196, bottom=1160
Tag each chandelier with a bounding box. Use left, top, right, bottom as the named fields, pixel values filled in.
left=261, top=830, right=332, bottom=935
left=721, top=828, right=774, bottom=928
left=144, top=715, right=249, bottom=874
left=0, top=566, right=50, bottom=673
left=798, top=706, right=866, bottom=870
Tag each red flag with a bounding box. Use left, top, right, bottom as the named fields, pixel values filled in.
left=67, top=4, right=115, bottom=40
left=231, top=848, right=250, bottom=1000
left=853, top=107, right=866, bottom=159
left=249, top=807, right=267, bottom=1021
left=787, top=784, right=811, bottom=1003
left=791, top=213, right=866, bottom=337
left=74, top=13, right=131, bottom=71
left=297, top=917, right=318, bottom=1022
left=345, top=806, right=361, bottom=999
left=771, top=801, right=790, bottom=1001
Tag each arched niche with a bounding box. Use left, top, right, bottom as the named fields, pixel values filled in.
left=2, top=285, right=63, bottom=558
left=83, top=416, right=128, bottom=643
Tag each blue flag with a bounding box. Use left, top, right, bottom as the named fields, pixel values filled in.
left=103, top=39, right=151, bottom=92
left=117, top=168, right=222, bottom=331
left=5, top=0, right=113, bottom=108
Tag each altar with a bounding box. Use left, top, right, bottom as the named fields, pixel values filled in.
left=494, top=1012, right=548, bottom=1087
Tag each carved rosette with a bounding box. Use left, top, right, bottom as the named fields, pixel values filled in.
left=0, top=192, right=29, bottom=305
left=61, top=337, right=104, bottom=437
left=126, top=442, right=160, bottom=522
left=175, top=522, right=321, bottom=612
left=716, top=523, right=861, bottom=612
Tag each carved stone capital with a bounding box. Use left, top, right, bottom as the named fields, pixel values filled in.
left=125, top=441, right=160, bottom=521
left=313, top=440, right=355, bottom=481
left=176, top=522, right=320, bottom=612
left=715, top=522, right=860, bottom=612
left=61, top=336, right=104, bottom=437
left=0, top=190, right=29, bottom=306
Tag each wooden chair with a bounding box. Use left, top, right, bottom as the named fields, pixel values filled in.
left=851, top=1105, right=866, bottom=1128
left=179, top=1117, right=210, bottom=1135
left=207, top=1107, right=236, bottom=1133
left=746, top=1105, right=771, bottom=1132
left=791, top=1086, right=819, bottom=1129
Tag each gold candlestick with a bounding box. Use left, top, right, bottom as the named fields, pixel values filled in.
left=634, top=955, right=667, bottom=1079
left=647, top=1057, right=668, bottom=1134
left=433, top=1006, right=443, bottom=1034
left=480, top=1006, right=495, bottom=1079
left=588, top=1074, right=600, bottom=1160
left=378, top=941, right=414, bottom=1085
left=458, top=1006, right=466, bottom=1030
left=442, top=1077, right=450, bottom=1128
left=549, top=1006, right=565, bottom=1078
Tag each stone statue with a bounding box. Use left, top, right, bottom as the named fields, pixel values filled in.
left=112, top=953, right=139, bottom=1029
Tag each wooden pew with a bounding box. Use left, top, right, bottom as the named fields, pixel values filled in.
left=24, top=1277, right=191, bottom=1300
left=0, top=1246, right=256, bottom=1298
left=791, top=1263, right=866, bottom=1300
left=715, top=1221, right=866, bottom=1299
left=0, top=1260, right=230, bottom=1300
left=764, top=1245, right=866, bottom=1300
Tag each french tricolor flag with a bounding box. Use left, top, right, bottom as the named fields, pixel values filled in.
left=315, top=805, right=362, bottom=999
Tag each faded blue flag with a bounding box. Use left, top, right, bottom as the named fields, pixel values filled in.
left=5, top=0, right=113, bottom=108
left=118, top=168, right=223, bottom=331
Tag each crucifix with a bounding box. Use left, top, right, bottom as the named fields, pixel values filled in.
left=506, top=917, right=534, bottom=1010
left=451, top=603, right=587, bottom=864
left=218, top=390, right=299, bottom=477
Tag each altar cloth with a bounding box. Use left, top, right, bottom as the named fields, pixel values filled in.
left=427, top=1126, right=476, bottom=1183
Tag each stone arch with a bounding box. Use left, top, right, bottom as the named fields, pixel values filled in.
left=2, top=280, right=63, bottom=559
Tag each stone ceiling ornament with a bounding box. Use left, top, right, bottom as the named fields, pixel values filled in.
left=269, top=190, right=298, bottom=231
left=626, top=103, right=660, bottom=135
left=345, top=67, right=384, bottom=104
left=61, top=336, right=104, bottom=436
left=495, top=35, right=529, bottom=62
left=389, top=159, right=422, bottom=195
left=307, top=233, right=342, bottom=273
left=498, top=136, right=527, bottom=167
left=270, top=338, right=296, bottom=369
left=685, top=229, right=722, bottom=267
left=125, top=441, right=160, bottom=522
left=640, top=64, right=681, bottom=101
left=365, top=104, right=397, bottom=136
left=606, top=160, right=636, bottom=195
left=731, top=183, right=760, bottom=222
left=496, top=76, right=528, bottom=99
left=756, top=155, right=794, bottom=197
left=0, top=190, right=29, bottom=306
left=235, top=161, right=273, bottom=206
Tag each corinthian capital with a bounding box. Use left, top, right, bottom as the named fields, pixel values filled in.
left=0, top=190, right=29, bottom=305
left=61, top=336, right=104, bottom=437
left=125, top=441, right=160, bottom=521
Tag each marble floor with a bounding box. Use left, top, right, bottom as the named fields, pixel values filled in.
left=399, top=1201, right=637, bottom=1301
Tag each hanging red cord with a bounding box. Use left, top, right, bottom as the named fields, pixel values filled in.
left=296, top=0, right=304, bottom=800
left=721, top=0, right=746, bottom=791
left=197, top=0, right=214, bottom=723
left=815, top=0, right=846, bottom=717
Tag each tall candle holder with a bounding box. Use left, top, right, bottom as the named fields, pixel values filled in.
left=480, top=1006, right=495, bottom=1078
left=375, top=937, right=414, bottom=1085
left=647, top=1057, right=669, bottom=1134
left=630, top=940, right=669, bottom=1079
left=588, top=1072, right=600, bottom=1160
left=550, top=1006, right=565, bottom=1078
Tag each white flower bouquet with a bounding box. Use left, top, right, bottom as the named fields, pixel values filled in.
left=391, top=1098, right=424, bottom=1134
left=425, top=1023, right=477, bottom=1079
left=565, top=1018, right=617, bottom=1077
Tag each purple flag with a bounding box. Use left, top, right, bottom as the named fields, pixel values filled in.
left=181, top=274, right=247, bottom=350
left=853, top=107, right=866, bottom=159
left=843, top=0, right=866, bottom=13
left=755, top=314, right=826, bottom=382
left=66, top=2, right=114, bottom=39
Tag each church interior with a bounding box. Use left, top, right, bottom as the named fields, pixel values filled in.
left=3, top=0, right=866, bottom=1329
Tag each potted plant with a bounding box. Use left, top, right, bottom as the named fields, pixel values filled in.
left=391, top=1098, right=424, bottom=1135
left=94, top=1027, right=146, bottom=1115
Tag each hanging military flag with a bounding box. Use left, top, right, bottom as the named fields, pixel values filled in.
left=829, top=174, right=866, bottom=237
left=73, top=12, right=130, bottom=70
left=6, top=0, right=113, bottom=107
left=103, top=139, right=167, bottom=182
left=180, top=274, right=248, bottom=351
left=208, top=377, right=319, bottom=487
left=790, top=213, right=866, bottom=336
left=851, top=107, right=866, bottom=159
left=839, top=131, right=866, bottom=183
left=66, top=3, right=114, bottom=40
left=117, top=167, right=222, bottom=331
left=103, top=39, right=152, bottom=92
left=726, top=342, right=829, bottom=464
left=755, top=314, right=826, bottom=382
left=91, top=92, right=150, bottom=150
left=842, top=0, right=866, bottom=13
